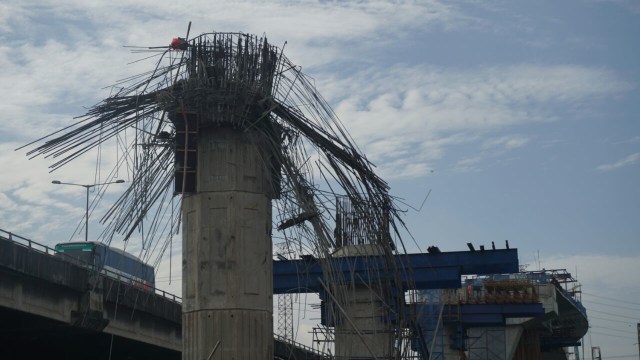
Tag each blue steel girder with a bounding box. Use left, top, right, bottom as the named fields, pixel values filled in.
left=273, top=249, right=519, bottom=294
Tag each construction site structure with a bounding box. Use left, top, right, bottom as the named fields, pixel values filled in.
left=412, top=269, right=588, bottom=360
left=21, top=28, right=591, bottom=360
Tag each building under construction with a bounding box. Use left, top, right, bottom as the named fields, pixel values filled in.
left=23, top=28, right=588, bottom=359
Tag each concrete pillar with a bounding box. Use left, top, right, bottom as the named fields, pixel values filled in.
left=505, top=317, right=538, bottom=359
left=504, top=324, right=524, bottom=359
left=333, top=244, right=391, bottom=359
left=71, top=273, right=108, bottom=331
left=442, top=325, right=465, bottom=359
left=182, top=126, right=273, bottom=360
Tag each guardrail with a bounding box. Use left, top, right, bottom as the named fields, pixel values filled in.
left=557, top=287, right=587, bottom=318
left=0, top=228, right=57, bottom=256
left=0, top=228, right=182, bottom=304
left=274, top=333, right=331, bottom=359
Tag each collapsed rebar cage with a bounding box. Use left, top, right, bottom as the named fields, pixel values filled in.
left=22, top=30, right=416, bottom=358
left=164, top=32, right=280, bottom=128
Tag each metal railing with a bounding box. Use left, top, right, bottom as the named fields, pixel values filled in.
left=0, top=228, right=57, bottom=256
left=0, top=227, right=182, bottom=303
left=274, top=333, right=331, bottom=359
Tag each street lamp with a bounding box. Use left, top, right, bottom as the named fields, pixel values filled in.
left=51, top=179, right=125, bottom=242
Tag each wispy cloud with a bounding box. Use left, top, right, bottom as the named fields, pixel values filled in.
left=1, top=1, right=633, bottom=183
left=596, top=152, right=640, bottom=172
left=1, top=0, right=467, bottom=70
left=452, top=156, right=482, bottom=173
left=586, top=0, right=640, bottom=13
left=482, top=135, right=530, bottom=150
left=323, top=64, right=631, bottom=178
left=0, top=0, right=470, bottom=139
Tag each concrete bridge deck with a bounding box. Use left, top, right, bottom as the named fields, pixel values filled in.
left=0, top=231, right=326, bottom=360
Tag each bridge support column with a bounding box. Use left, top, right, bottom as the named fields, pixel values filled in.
left=182, top=127, right=274, bottom=359
left=333, top=245, right=392, bottom=359
left=71, top=273, right=108, bottom=331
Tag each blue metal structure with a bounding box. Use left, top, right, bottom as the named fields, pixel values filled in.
left=411, top=290, right=446, bottom=360
left=273, top=249, right=520, bottom=294
left=273, top=247, right=520, bottom=357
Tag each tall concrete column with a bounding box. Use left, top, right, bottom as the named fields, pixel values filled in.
left=333, top=244, right=392, bottom=359
left=182, top=126, right=273, bottom=359
left=442, top=325, right=465, bottom=359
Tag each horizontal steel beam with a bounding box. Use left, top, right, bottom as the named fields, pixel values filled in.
left=273, top=249, right=519, bottom=294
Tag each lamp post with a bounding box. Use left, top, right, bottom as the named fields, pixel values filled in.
left=51, top=179, right=125, bottom=242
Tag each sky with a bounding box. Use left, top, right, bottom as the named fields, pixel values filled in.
left=0, top=0, right=639, bottom=358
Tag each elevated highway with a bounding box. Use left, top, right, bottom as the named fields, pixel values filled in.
left=0, top=231, right=182, bottom=359
left=0, top=231, right=328, bottom=359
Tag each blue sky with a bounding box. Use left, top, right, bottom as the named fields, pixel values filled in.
left=1, top=0, right=639, bottom=357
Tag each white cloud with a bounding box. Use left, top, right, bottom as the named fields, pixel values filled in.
left=596, top=152, right=640, bottom=172
left=452, top=156, right=482, bottom=173
left=3, top=0, right=467, bottom=70
left=0, top=0, right=469, bottom=141
left=482, top=135, right=530, bottom=150
left=322, top=64, right=631, bottom=178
